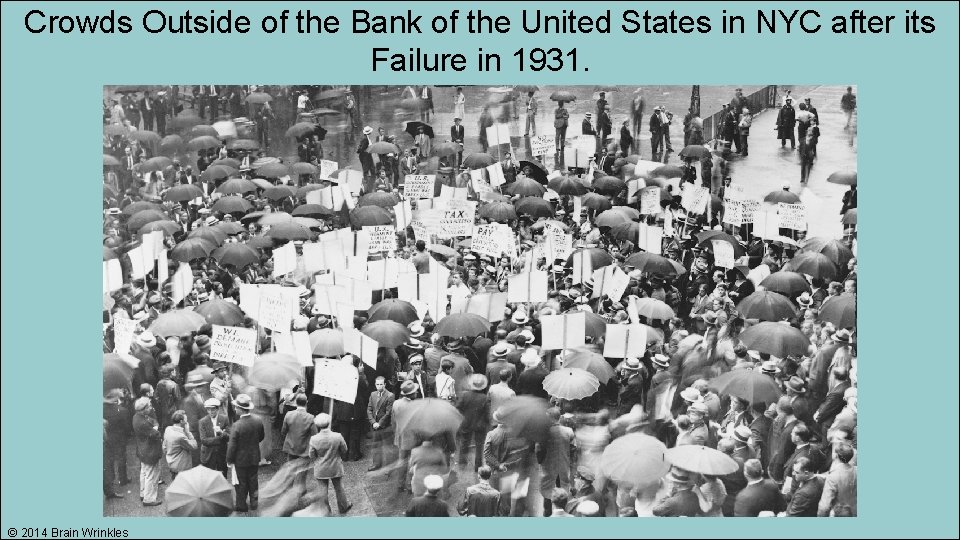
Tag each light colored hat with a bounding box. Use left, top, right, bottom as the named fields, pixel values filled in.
left=733, top=425, right=752, bottom=444
left=233, top=393, right=254, bottom=409
left=491, top=342, right=510, bottom=358
left=136, top=331, right=157, bottom=348
left=652, top=354, right=670, bottom=368
left=132, top=311, right=148, bottom=322
left=400, top=380, right=419, bottom=396
left=423, top=474, right=444, bottom=491
left=622, top=357, right=642, bottom=370
left=748, top=350, right=762, bottom=361
left=520, top=348, right=541, bottom=367
left=204, top=398, right=221, bottom=409
left=512, top=308, right=529, bottom=325
left=468, top=374, right=489, bottom=391
left=680, top=387, right=701, bottom=403
left=575, top=500, right=601, bottom=516
left=687, top=402, right=709, bottom=416
left=408, top=321, right=425, bottom=337
left=205, top=216, right=220, bottom=227
left=362, top=126, right=373, bottom=135
left=518, top=329, right=535, bottom=344
left=760, top=360, right=780, bottom=374
left=796, top=292, right=813, bottom=307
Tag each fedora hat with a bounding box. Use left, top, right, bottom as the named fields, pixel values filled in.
left=184, top=371, right=209, bottom=389
left=233, top=393, right=254, bottom=410
left=491, top=342, right=510, bottom=358
left=511, top=308, right=529, bottom=325
left=622, top=357, right=642, bottom=371
left=468, top=374, right=489, bottom=391
left=785, top=376, right=807, bottom=393
left=796, top=292, right=813, bottom=308
left=832, top=328, right=852, bottom=343
left=518, top=329, right=535, bottom=344
left=760, top=360, right=780, bottom=375
left=136, top=331, right=157, bottom=348
left=576, top=465, right=595, bottom=482
left=652, top=354, right=670, bottom=369
left=733, top=425, right=752, bottom=444
left=575, top=500, right=601, bottom=517
left=408, top=321, right=425, bottom=338
left=400, top=380, right=419, bottom=396
left=212, top=362, right=228, bottom=373
left=520, top=349, right=541, bottom=367
left=362, top=126, right=373, bottom=135
left=680, top=387, right=701, bottom=403
left=134, top=396, right=152, bottom=412
left=447, top=338, right=464, bottom=350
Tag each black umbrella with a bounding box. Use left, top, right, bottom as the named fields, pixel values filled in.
left=405, top=121, right=434, bottom=139
left=518, top=160, right=548, bottom=183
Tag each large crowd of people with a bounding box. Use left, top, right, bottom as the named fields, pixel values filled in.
left=103, top=84, right=857, bottom=517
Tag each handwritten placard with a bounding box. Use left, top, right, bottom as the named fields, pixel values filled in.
left=723, top=199, right=744, bottom=226
left=530, top=134, right=555, bottom=157
left=777, top=203, right=807, bottom=231
left=319, top=159, right=338, bottom=180
left=404, top=174, right=436, bottom=200
left=640, top=187, right=662, bottom=215
left=364, top=226, right=397, bottom=253
left=313, top=357, right=359, bottom=404
left=712, top=240, right=735, bottom=269
left=472, top=224, right=504, bottom=258
left=440, top=199, right=477, bottom=237
left=681, top=184, right=711, bottom=214
left=113, top=318, right=138, bottom=355
left=258, top=289, right=292, bottom=333
left=210, top=325, right=257, bottom=366
left=741, top=199, right=761, bottom=224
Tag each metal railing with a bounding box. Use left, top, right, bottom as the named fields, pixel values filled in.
left=702, top=85, right=779, bottom=144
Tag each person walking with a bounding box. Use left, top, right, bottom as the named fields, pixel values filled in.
left=280, top=393, right=316, bottom=463
left=226, top=394, right=265, bottom=513
left=366, top=376, right=396, bottom=472
left=453, top=87, right=466, bottom=121
left=458, top=466, right=501, bottom=516
left=776, top=98, right=797, bottom=149
left=308, top=413, right=353, bottom=515
left=840, top=87, right=856, bottom=129
left=405, top=475, right=451, bottom=516
left=132, top=397, right=163, bottom=506
left=455, top=374, right=491, bottom=470
left=738, top=108, right=752, bottom=157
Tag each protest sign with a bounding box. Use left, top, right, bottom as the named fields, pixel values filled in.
left=638, top=223, right=664, bottom=255
left=566, top=135, right=596, bottom=168
left=258, top=289, right=292, bottom=333
left=127, top=243, right=150, bottom=280
left=602, top=324, right=648, bottom=358
left=464, top=292, right=508, bottom=322
left=741, top=199, right=761, bottom=224
left=571, top=249, right=593, bottom=285
left=329, top=273, right=373, bottom=310
left=753, top=210, right=781, bottom=239
left=312, top=358, right=359, bottom=404
left=339, top=169, right=364, bottom=196
left=210, top=325, right=257, bottom=366
left=508, top=270, right=549, bottom=303
left=344, top=328, right=379, bottom=370
left=591, top=265, right=630, bottom=302
left=397, top=268, right=449, bottom=321
left=318, top=159, right=338, bottom=180
left=366, top=258, right=400, bottom=290
left=485, top=163, right=507, bottom=188
left=303, top=241, right=345, bottom=273
left=439, top=184, right=470, bottom=202
left=404, top=174, right=436, bottom=200
left=485, top=123, right=512, bottom=149
left=640, top=187, right=662, bottom=215
left=394, top=200, right=413, bottom=231
left=364, top=226, right=397, bottom=253
left=156, top=248, right=169, bottom=284
left=103, top=259, right=124, bottom=293
left=540, top=313, right=586, bottom=350
left=272, top=241, right=297, bottom=277
left=726, top=182, right=746, bottom=201
left=440, top=199, right=477, bottom=237
left=530, top=134, right=555, bottom=157
left=681, top=184, right=711, bottom=214
left=777, top=203, right=807, bottom=231
left=712, top=240, right=736, bottom=269
left=170, top=263, right=193, bottom=305
left=312, top=284, right=347, bottom=316
left=723, top=199, right=744, bottom=226
left=472, top=224, right=504, bottom=258
left=113, top=318, right=137, bottom=355
left=572, top=196, right=583, bottom=223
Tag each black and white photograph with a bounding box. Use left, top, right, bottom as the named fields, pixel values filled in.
left=102, top=84, right=858, bottom=518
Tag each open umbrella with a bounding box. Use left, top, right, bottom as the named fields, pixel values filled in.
left=141, top=156, right=173, bottom=173
left=842, top=208, right=857, bottom=225
left=291, top=162, right=318, bottom=177
left=396, top=398, right=464, bottom=449
left=368, top=299, right=419, bottom=325
left=265, top=222, right=313, bottom=242
left=800, top=237, right=854, bottom=268
left=257, top=212, right=293, bottom=227
left=309, top=328, right=345, bottom=357
left=166, top=465, right=235, bottom=517
left=651, top=164, right=683, bottom=179
left=543, top=367, right=600, bottom=400
left=478, top=201, right=517, bottom=223
left=760, top=271, right=811, bottom=296
left=581, top=192, right=613, bottom=213
left=249, top=353, right=302, bottom=392
left=595, top=208, right=632, bottom=228
left=138, top=220, right=180, bottom=237
left=359, top=192, right=399, bottom=208
left=293, top=217, right=323, bottom=229
left=188, top=124, right=219, bottom=138
left=159, top=135, right=184, bottom=153
left=286, top=122, right=318, bottom=139
left=783, top=251, right=838, bottom=280
left=350, top=206, right=392, bottom=227
left=104, top=124, right=129, bottom=137
left=549, top=90, right=577, bottom=103
left=361, top=320, right=410, bottom=349
left=592, top=175, right=626, bottom=196
left=257, top=162, right=290, bottom=179
left=609, top=221, right=640, bottom=242
left=565, top=248, right=614, bottom=270
left=496, top=395, right=552, bottom=442
left=263, top=185, right=297, bottom=202
left=251, top=178, right=275, bottom=191
left=763, top=188, right=801, bottom=204
left=103, top=154, right=122, bottom=167
left=665, top=445, right=739, bottom=476
left=514, top=85, right=540, bottom=93
left=549, top=176, right=588, bottom=196
left=515, top=197, right=554, bottom=219
left=634, top=298, right=675, bottom=321
left=678, top=145, right=711, bottom=160
left=434, top=313, right=490, bottom=338
left=226, top=138, right=259, bottom=152
left=582, top=312, right=607, bottom=340
left=122, top=201, right=161, bottom=216
left=561, top=348, right=616, bottom=384
left=426, top=244, right=458, bottom=259
left=434, top=142, right=462, bottom=157
left=214, top=222, right=245, bottom=236
left=170, top=237, right=217, bottom=262
left=128, top=130, right=162, bottom=145
left=212, top=243, right=260, bottom=269
left=296, top=184, right=325, bottom=199
left=505, top=177, right=547, bottom=197
left=245, top=91, right=273, bottom=104
left=623, top=252, right=686, bottom=277
left=292, top=204, right=333, bottom=218
left=405, top=121, right=434, bottom=139
left=194, top=299, right=245, bottom=326
left=737, top=290, right=797, bottom=321
left=104, top=352, right=134, bottom=393
left=600, top=433, right=670, bottom=486
left=187, top=135, right=221, bottom=151
left=163, top=184, right=205, bottom=203
left=149, top=309, right=206, bottom=337
left=697, top=231, right=746, bottom=258
left=827, top=170, right=857, bottom=186
left=246, top=235, right=275, bottom=249
left=368, top=141, right=401, bottom=155
left=200, top=165, right=235, bottom=183
left=739, top=321, right=810, bottom=357
left=211, top=195, right=253, bottom=215
left=462, top=152, right=497, bottom=169
left=708, top=369, right=782, bottom=405
left=188, top=225, right=227, bottom=246
left=818, top=293, right=856, bottom=329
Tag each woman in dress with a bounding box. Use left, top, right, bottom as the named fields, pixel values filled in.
left=453, top=87, right=466, bottom=121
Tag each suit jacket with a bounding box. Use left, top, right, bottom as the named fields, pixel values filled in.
left=652, top=489, right=701, bottom=517
left=734, top=480, right=785, bottom=516
left=816, top=380, right=851, bottom=429
left=309, top=429, right=348, bottom=479
left=649, top=113, right=663, bottom=133
left=450, top=125, right=465, bottom=144
left=226, top=414, right=264, bottom=467
left=817, top=462, right=857, bottom=516
left=405, top=371, right=437, bottom=399
left=199, top=412, right=230, bottom=467
left=785, top=477, right=824, bottom=517
left=367, top=389, right=396, bottom=428
left=455, top=390, right=489, bottom=432
left=485, top=359, right=517, bottom=386
left=132, top=411, right=163, bottom=465
left=581, top=119, right=596, bottom=136
left=280, top=408, right=317, bottom=457
left=784, top=444, right=826, bottom=479
left=750, top=414, right=773, bottom=467
left=767, top=416, right=797, bottom=481
left=139, top=97, right=155, bottom=117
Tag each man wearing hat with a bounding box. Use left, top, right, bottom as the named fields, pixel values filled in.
left=485, top=342, right=517, bottom=388
left=130, top=331, right=160, bottom=391
left=566, top=465, right=605, bottom=515
left=652, top=468, right=702, bottom=516
left=776, top=96, right=797, bottom=149
left=616, top=357, right=647, bottom=416
left=766, top=396, right=798, bottom=484
left=405, top=474, right=450, bottom=517
left=581, top=112, right=596, bottom=138
left=806, top=330, right=848, bottom=405
left=199, top=397, right=230, bottom=476
left=683, top=402, right=716, bottom=448
left=488, top=370, right=516, bottom=426
left=209, top=362, right=232, bottom=420
left=154, top=364, right=180, bottom=432
left=132, top=396, right=162, bottom=506
left=403, top=354, right=435, bottom=400
left=441, top=338, right=476, bottom=397
left=785, top=375, right=815, bottom=429
left=357, top=126, right=375, bottom=181
left=813, top=367, right=852, bottom=435
left=227, top=393, right=265, bottom=513
left=182, top=370, right=209, bottom=464
left=516, top=349, right=549, bottom=400
left=308, top=413, right=353, bottom=515
left=716, top=438, right=747, bottom=516
left=455, top=374, right=490, bottom=469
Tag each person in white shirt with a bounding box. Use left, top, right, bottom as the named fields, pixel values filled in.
left=435, top=359, right=457, bottom=401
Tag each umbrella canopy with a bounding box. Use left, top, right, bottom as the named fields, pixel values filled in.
left=595, top=208, right=633, bottom=228
left=291, top=162, right=318, bottom=176
left=651, top=164, right=683, bottom=178
left=583, top=312, right=607, bottom=340
left=708, top=369, right=782, bottom=405
left=159, top=134, right=184, bottom=152
left=149, top=309, right=206, bottom=337
left=514, top=85, right=540, bottom=93
left=763, top=189, right=801, bottom=204
left=515, top=197, right=554, bottom=219
left=263, top=185, right=297, bottom=202
left=678, top=145, right=711, bottom=160
left=827, top=170, right=857, bottom=186
left=739, top=321, right=811, bottom=357
left=122, top=200, right=162, bottom=216
left=783, top=251, right=838, bottom=280
left=210, top=157, right=241, bottom=170
left=462, top=152, right=497, bottom=169
left=249, top=353, right=302, bottom=392
left=138, top=220, right=180, bottom=236
left=561, top=348, right=616, bottom=384
left=634, top=298, right=676, bottom=321
left=600, top=433, right=670, bottom=486
left=800, top=237, right=854, bottom=268
left=505, top=177, right=547, bottom=197
left=309, top=328, right=345, bottom=356
left=665, top=445, right=739, bottom=475
left=549, top=90, right=577, bottom=102
left=350, top=206, right=393, bottom=227
left=368, top=141, right=401, bottom=155
left=293, top=217, right=323, bottom=229
left=211, top=195, right=253, bottom=214
left=565, top=248, right=614, bottom=270
left=697, top=232, right=746, bottom=258
left=548, top=176, right=588, bottom=196
left=368, top=299, right=419, bottom=325
left=265, top=221, right=313, bottom=242
left=405, top=121, right=435, bottom=139
left=187, top=225, right=227, bottom=246
left=188, top=124, right=219, bottom=138
left=296, top=184, right=325, bottom=199
left=543, top=367, right=600, bottom=400
left=201, top=165, right=235, bottom=183
left=128, top=130, right=162, bottom=144
left=127, top=209, right=168, bottom=232
left=478, top=201, right=517, bottom=222
left=104, top=124, right=129, bottom=137
left=361, top=320, right=410, bottom=349
left=286, top=122, right=318, bottom=139
left=842, top=208, right=857, bottom=225
left=141, top=156, right=173, bottom=172
left=170, top=237, right=217, bottom=262
left=592, top=175, right=627, bottom=196
left=246, top=235, right=275, bottom=249
left=194, top=299, right=245, bottom=326
left=163, top=183, right=205, bottom=202
left=359, top=191, right=399, bottom=208
left=103, top=154, right=122, bottom=167
left=426, top=244, right=458, bottom=259
left=166, top=465, right=235, bottom=517
left=251, top=178, right=275, bottom=191
left=760, top=271, right=811, bottom=296
left=214, top=221, right=245, bottom=235
left=818, top=293, right=856, bottom=329
left=215, top=178, right=258, bottom=195
left=212, top=243, right=260, bottom=269
left=624, top=252, right=687, bottom=277
left=496, top=395, right=552, bottom=442
left=245, top=91, right=273, bottom=104
left=257, top=162, right=290, bottom=179
left=434, top=313, right=490, bottom=338
left=581, top=192, right=613, bottom=212
left=529, top=220, right=569, bottom=233
left=434, top=142, right=462, bottom=157
left=737, top=290, right=797, bottom=321
left=609, top=221, right=640, bottom=242
left=187, top=135, right=221, bottom=151
left=396, top=398, right=464, bottom=449
left=256, top=212, right=292, bottom=227
left=104, top=352, right=134, bottom=393
left=226, top=138, right=259, bottom=152
left=292, top=204, right=333, bottom=218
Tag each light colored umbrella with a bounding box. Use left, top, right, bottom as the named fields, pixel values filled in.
left=561, top=348, right=616, bottom=384
left=149, top=309, right=206, bottom=337
left=600, top=433, right=670, bottom=487
left=309, top=328, right=345, bottom=356
left=166, top=465, right=235, bottom=517
left=665, top=445, right=739, bottom=475
left=249, top=353, right=302, bottom=392
left=542, top=367, right=600, bottom=400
